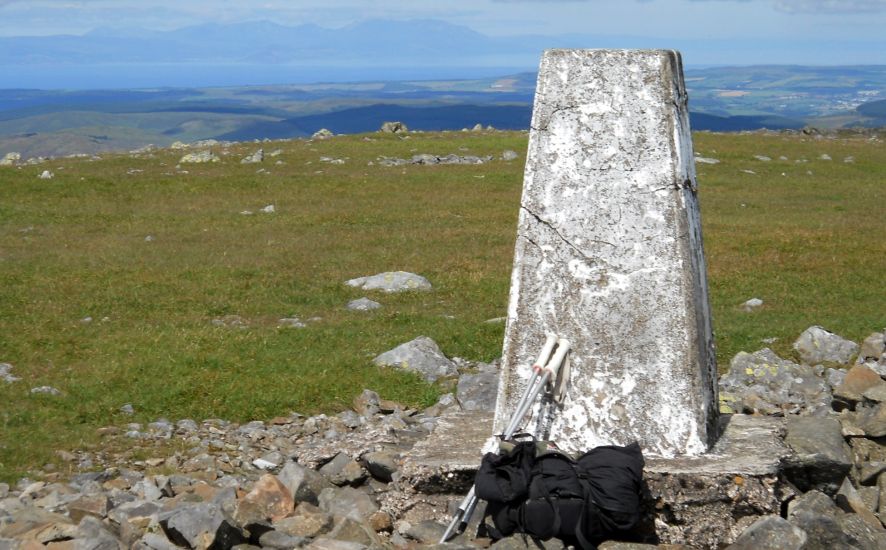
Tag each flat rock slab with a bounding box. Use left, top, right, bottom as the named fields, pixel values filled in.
left=404, top=413, right=794, bottom=549
left=493, top=49, right=717, bottom=458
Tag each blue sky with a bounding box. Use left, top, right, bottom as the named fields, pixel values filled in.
left=0, top=0, right=884, bottom=64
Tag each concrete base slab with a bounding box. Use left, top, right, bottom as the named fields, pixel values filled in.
left=402, top=412, right=796, bottom=549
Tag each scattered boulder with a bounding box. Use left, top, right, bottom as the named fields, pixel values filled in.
left=312, top=129, right=334, bottom=140
left=0, top=152, right=20, bottom=166
left=380, top=121, right=408, bottom=134
left=30, top=386, right=61, bottom=396
left=179, top=150, right=220, bottom=164
left=345, top=271, right=431, bottom=293
left=260, top=204, right=275, bottom=214
left=372, top=336, right=458, bottom=382
left=241, top=149, right=264, bottom=164
left=754, top=155, right=772, bottom=161
left=694, top=156, right=720, bottom=164
left=0, top=362, right=20, bottom=383
left=741, top=298, right=763, bottom=312
left=718, top=348, right=832, bottom=415
left=501, top=150, right=519, bottom=161
left=793, top=326, right=859, bottom=365
left=38, top=170, right=53, bottom=179
left=346, top=298, right=381, bottom=311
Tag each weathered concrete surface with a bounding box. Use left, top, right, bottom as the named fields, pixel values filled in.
left=404, top=412, right=795, bottom=549
left=493, top=49, right=717, bottom=458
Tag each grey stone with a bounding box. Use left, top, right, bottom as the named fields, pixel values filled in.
left=835, top=364, right=885, bottom=403
left=277, top=317, right=305, bottom=329
left=754, top=155, right=772, bottom=161
left=305, top=538, right=366, bottom=550
left=501, top=150, right=519, bottom=161
left=0, top=363, right=20, bottom=383
left=373, top=336, right=457, bottom=382
left=346, top=298, right=381, bottom=311
left=317, top=487, right=378, bottom=521
left=783, top=415, right=852, bottom=494
left=858, top=332, right=886, bottom=364
left=179, top=150, right=219, bottom=163
left=694, top=156, right=720, bottom=164
left=241, top=149, right=264, bottom=164
left=352, top=389, right=381, bottom=417
left=828, top=367, right=848, bottom=390
left=836, top=513, right=886, bottom=550
left=380, top=121, right=408, bottom=134
left=0, top=152, right=20, bottom=166
left=863, top=384, right=886, bottom=403
left=788, top=491, right=856, bottom=550
left=456, top=371, right=499, bottom=412
left=835, top=477, right=886, bottom=532
left=257, top=529, right=308, bottom=548
left=493, top=49, right=717, bottom=458
left=793, top=325, right=859, bottom=365
left=345, top=271, right=431, bottom=293
left=362, top=451, right=398, bottom=483
left=318, top=452, right=368, bottom=487
left=277, top=461, right=334, bottom=505
left=855, top=403, right=886, bottom=438
left=312, top=129, right=334, bottom=140
left=158, top=502, right=246, bottom=548
left=403, top=519, right=446, bottom=543
left=741, top=297, right=764, bottom=312
left=725, top=515, right=805, bottom=549
left=720, top=348, right=832, bottom=415
left=132, top=533, right=181, bottom=550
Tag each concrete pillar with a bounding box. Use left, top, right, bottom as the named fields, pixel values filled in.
left=493, top=49, right=717, bottom=457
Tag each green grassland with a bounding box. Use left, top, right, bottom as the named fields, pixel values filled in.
left=1, top=130, right=885, bottom=483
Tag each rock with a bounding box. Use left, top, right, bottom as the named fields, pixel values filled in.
left=821, top=153, right=832, bottom=160
left=179, top=150, right=219, bottom=164
left=30, top=386, right=61, bottom=396
left=719, top=348, right=832, bottom=415
left=858, top=332, right=886, bottom=363
left=372, top=336, right=458, bottom=382
left=0, top=363, right=20, bottom=383
left=312, top=129, right=334, bottom=140
left=305, top=538, right=367, bottom=549
left=345, top=271, right=431, bottom=293
left=352, top=389, right=381, bottom=417
left=694, top=156, right=720, bottom=164
left=274, top=502, right=333, bottom=538
left=782, top=416, right=852, bottom=494
left=793, top=326, right=859, bottom=365
left=754, top=155, right=772, bottom=161
left=317, top=487, right=378, bottom=522
left=257, top=529, right=308, bottom=549
left=0, top=152, right=20, bottom=166
left=241, top=149, right=264, bottom=164
left=133, top=533, right=181, bottom=550
left=66, top=494, right=110, bottom=523
left=38, top=170, right=53, bottom=179
left=260, top=204, right=275, bottom=214
left=501, top=150, right=519, bottom=161
left=724, top=515, right=806, bottom=550
left=403, top=519, right=445, bottom=543
left=277, top=317, right=305, bottom=329
left=318, top=453, right=367, bottom=487
left=834, top=364, right=886, bottom=403
left=326, top=516, right=381, bottom=547
left=787, top=490, right=855, bottom=548
left=361, top=452, right=398, bottom=483
left=158, top=502, right=246, bottom=549
left=234, top=474, right=294, bottom=525
left=346, top=298, right=381, bottom=312
left=854, top=402, right=886, bottom=437
left=835, top=477, right=885, bottom=532
left=277, top=461, right=334, bottom=506
left=379, top=121, right=408, bottom=134
left=741, top=298, right=763, bottom=312
left=456, top=371, right=499, bottom=412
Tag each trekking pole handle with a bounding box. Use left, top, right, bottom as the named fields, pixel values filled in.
left=544, top=338, right=570, bottom=378
left=534, top=333, right=559, bottom=371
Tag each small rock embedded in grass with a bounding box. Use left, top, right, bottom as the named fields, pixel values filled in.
left=345, top=271, right=431, bottom=293
left=312, top=128, right=334, bottom=140
left=144, top=235, right=155, bottom=242
left=347, top=298, right=381, bottom=311
left=31, top=385, right=61, bottom=395
left=179, top=150, right=219, bottom=164
left=0, top=362, right=21, bottom=383
left=754, top=155, right=772, bottom=161
left=211, top=315, right=248, bottom=329
left=260, top=204, right=275, bottom=213
left=38, top=170, right=53, bottom=179
left=373, top=336, right=457, bottom=382
left=695, top=156, right=720, bottom=164
left=278, top=317, right=306, bottom=329
left=241, top=149, right=263, bottom=164
left=820, top=154, right=832, bottom=160
left=501, top=150, right=519, bottom=161
left=741, top=298, right=764, bottom=312
left=120, top=403, right=135, bottom=415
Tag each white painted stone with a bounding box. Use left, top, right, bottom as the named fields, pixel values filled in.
left=493, top=50, right=717, bottom=458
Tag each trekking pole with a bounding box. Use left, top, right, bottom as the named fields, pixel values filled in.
left=440, top=337, right=570, bottom=543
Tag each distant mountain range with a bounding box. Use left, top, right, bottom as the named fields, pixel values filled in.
left=1, top=65, right=885, bottom=159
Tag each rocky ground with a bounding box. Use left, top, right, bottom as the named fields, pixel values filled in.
left=2, top=318, right=886, bottom=549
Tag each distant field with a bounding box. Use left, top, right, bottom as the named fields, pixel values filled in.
left=1, top=130, right=884, bottom=482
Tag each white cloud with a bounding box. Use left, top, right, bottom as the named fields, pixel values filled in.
left=688, top=0, right=886, bottom=13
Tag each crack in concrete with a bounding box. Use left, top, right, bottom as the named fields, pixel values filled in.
left=521, top=205, right=614, bottom=265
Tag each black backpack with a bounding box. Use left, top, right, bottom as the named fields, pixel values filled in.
left=474, top=439, right=645, bottom=549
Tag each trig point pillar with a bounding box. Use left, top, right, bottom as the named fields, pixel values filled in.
left=493, top=49, right=718, bottom=457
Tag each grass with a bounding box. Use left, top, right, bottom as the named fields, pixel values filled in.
left=1, top=129, right=885, bottom=483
